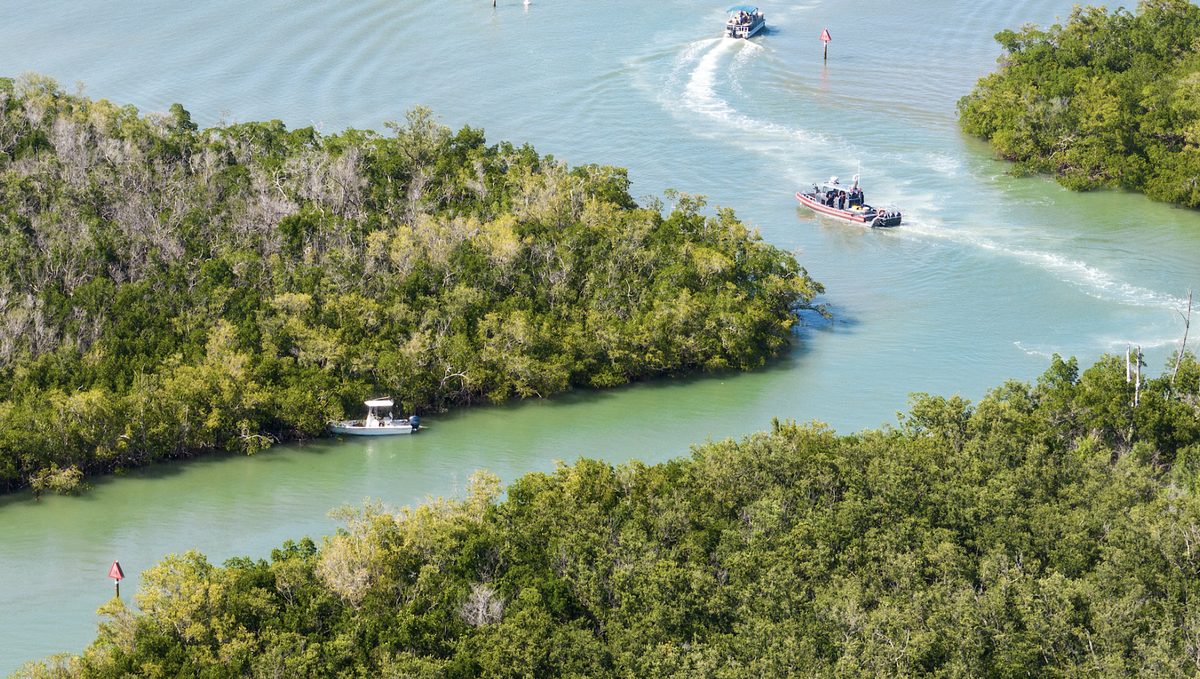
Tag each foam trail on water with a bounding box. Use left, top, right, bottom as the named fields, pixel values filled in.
left=729, top=40, right=761, bottom=94
left=897, top=217, right=1187, bottom=310
left=922, top=152, right=961, bottom=178
left=1013, top=342, right=1055, bottom=359
left=731, top=40, right=762, bottom=69
left=683, top=39, right=738, bottom=118
left=662, top=39, right=834, bottom=154
left=664, top=38, right=720, bottom=93
left=1008, top=246, right=1185, bottom=308
left=1102, top=336, right=1183, bottom=352
left=656, top=25, right=1183, bottom=320
left=678, top=38, right=719, bottom=66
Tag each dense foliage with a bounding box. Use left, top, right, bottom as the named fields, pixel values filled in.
left=0, top=73, right=824, bottom=494
left=958, top=0, right=1200, bottom=204
left=19, top=353, right=1200, bottom=677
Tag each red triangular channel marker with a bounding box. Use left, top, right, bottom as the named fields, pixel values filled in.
left=820, top=28, right=832, bottom=42
left=108, top=561, right=124, bottom=581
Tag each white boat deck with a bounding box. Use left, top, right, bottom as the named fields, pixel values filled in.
left=329, top=398, right=420, bottom=436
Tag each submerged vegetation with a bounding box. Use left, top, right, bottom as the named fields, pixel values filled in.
left=0, top=73, right=824, bottom=494
left=958, top=0, right=1200, bottom=204
left=18, top=354, right=1200, bottom=677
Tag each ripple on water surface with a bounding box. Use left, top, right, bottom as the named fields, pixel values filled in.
left=5, top=0, right=1200, bottom=673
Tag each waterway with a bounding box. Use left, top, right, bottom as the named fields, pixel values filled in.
left=4, top=0, right=1200, bottom=672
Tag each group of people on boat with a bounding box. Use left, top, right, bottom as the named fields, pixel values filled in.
left=731, top=10, right=755, bottom=25
left=796, top=174, right=902, bottom=227
left=329, top=398, right=420, bottom=436
left=822, top=187, right=863, bottom=211
left=725, top=5, right=764, bottom=38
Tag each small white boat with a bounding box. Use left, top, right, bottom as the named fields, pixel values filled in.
left=725, top=5, right=765, bottom=39
left=329, top=398, right=420, bottom=436
left=795, top=174, right=902, bottom=227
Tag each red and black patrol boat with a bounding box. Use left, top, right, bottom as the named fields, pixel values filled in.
left=795, top=175, right=901, bottom=228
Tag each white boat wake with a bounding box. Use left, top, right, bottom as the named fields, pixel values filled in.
left=681, top=38, right=737, bottom=118
left=653, top=30, right=1187, bottom=334
left=665, top=38, right=833, bottom=153
left=897, top=216, right=1187, bottom=311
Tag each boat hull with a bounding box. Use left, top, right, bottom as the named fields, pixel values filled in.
left=795, top=191, right=901, bottom=227
left=329, top=423, right=414, bottom=436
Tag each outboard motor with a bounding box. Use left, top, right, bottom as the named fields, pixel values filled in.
left=408, top=415, right=420, bottom=430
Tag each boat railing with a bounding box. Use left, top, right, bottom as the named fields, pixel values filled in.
left=729, top=22, right=761, bottom=38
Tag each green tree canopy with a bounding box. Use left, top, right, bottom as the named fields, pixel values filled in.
left=17, top=353, right=1200, bottom=677
left=959, top=0, right=1200, bottom=204
left=0, top=75, right=825, bottom=494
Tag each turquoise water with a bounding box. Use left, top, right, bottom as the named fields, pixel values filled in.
left=4, top=0, right=1200, bottom=671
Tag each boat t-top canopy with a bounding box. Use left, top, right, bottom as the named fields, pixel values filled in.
left=820, top=174, right=861, bottom=192
left=727, top=5, right=759, bottom=13
left=364, top=398, right=394, bottom=408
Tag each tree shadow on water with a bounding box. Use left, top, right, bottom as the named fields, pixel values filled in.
left=0, top=436, right=349, bottom=509
left=0, top=308, right=855, bottom=507
left=434, top=309, right=845, bottom=424
left=805, top=299, right=860, bottom=336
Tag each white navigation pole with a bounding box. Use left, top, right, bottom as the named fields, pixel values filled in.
left=820, top=28, right=831, bottom=61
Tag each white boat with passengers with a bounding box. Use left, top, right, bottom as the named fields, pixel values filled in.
left=725, top=5, right=765, bottom=38
left=329, top=398, right=420, bottom=436
left=795, top=175, right=902, bottom=228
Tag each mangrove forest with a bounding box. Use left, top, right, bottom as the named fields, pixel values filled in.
left=0, top=73, right=824, bottom=495
left=16, top=353, right=1200, bottom=677
left=958, top=0, right=1200, bottom=205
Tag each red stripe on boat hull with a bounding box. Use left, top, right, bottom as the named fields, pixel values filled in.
left=795, top=191, right=868, bottom=223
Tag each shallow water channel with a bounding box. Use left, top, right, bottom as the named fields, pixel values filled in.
left=4, top=0, right=1200, bottom=670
